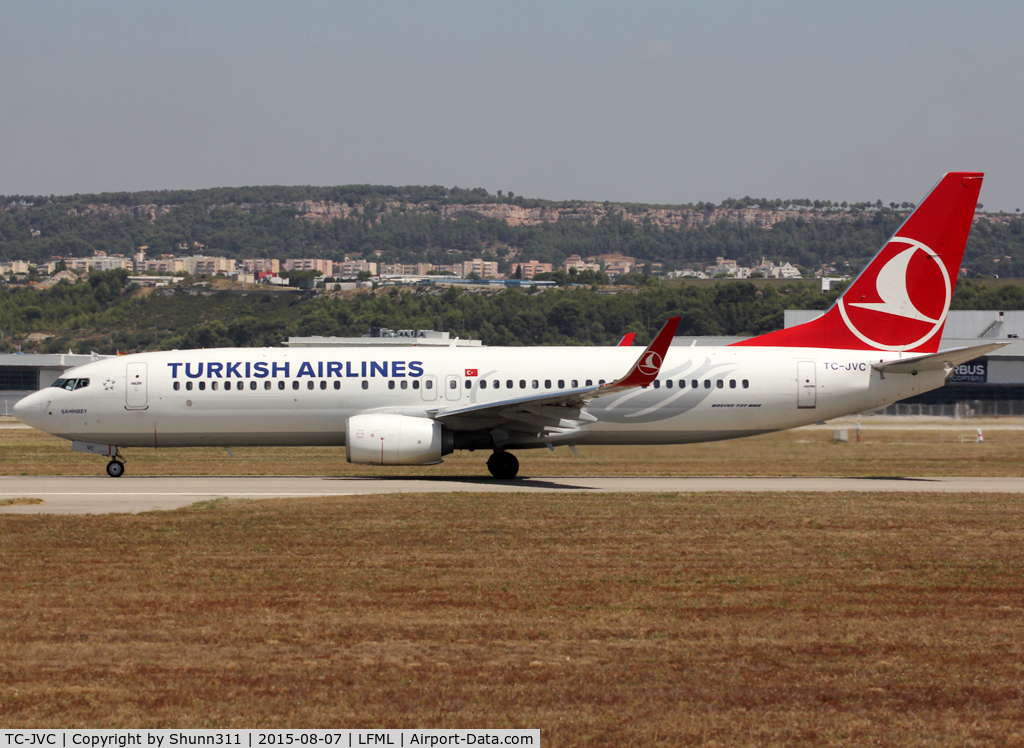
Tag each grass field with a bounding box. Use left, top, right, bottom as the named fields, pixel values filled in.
left=2, top=421, right=1023, bottom=742
left=2, top=491, right=1023, bottom=744
left=2, top=418, right=1024, bottom=478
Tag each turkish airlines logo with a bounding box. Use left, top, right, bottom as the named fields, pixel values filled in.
left=838, top=237, right=951, bottom=351
left=637, top=352, right=662, bottom=377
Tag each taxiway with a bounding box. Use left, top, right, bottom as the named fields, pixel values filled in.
left=1, top=475, right=1023, bottom=514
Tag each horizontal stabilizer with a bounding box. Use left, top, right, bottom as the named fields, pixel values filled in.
left=872, top=342, right=1007, bottom=375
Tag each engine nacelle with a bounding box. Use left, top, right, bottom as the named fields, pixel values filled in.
left=345, top=414, right=452, bottom=465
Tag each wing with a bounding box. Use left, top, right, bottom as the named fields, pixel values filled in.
left=432, top=317, right=680, bottom=445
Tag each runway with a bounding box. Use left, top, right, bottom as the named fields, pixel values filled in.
left=1, top=474, right=1023, bottom=514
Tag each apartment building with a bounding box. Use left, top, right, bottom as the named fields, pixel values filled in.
left=284, top=258, right=333, bottom=275
left=334, top=259, right=378, bottom=278
left=185, top=256, right=236, bottom=275
left=241, top=258, right=281, bottom=275
left=462, top=259, right=500, bottom=278
left=510, top=260, right=554, bottom=280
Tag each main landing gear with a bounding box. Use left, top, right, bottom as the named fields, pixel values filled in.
left=486, top=450, right=519, bottom=479
left=106, top=454, right=126, bottom=478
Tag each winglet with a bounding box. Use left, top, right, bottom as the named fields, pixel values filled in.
left=617, top=332, right=636, bottom=347
left=607, top=317, right=680, bottom=388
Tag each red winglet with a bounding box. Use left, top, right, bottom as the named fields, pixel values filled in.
left=609, top=317, right=680, bottom=388
left=617, top=332, right=636, bottom=346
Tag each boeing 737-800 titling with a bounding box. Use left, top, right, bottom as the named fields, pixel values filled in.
left=14, top=173, right=1001, bottom=478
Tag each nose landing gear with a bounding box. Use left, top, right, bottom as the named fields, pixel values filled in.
left=486, top=450, right=519, bottom=479
left=106, top=453, right=126, bottom=478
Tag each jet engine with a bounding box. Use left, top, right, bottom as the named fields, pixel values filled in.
left=345, top=414, right=453, bottom=465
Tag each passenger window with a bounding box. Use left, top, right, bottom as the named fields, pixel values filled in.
left=716, top=380, right=723, bottom=388
left=679, top=380, right=686, bottom=388
left=212, top=382, right=219, bottom=391
left=666, top=380, right=673, bottom=388
left=252, top=381, right=258, bottom=390
left=532, top=380, right=539, bottom=389
left=703, top=380, right=711, bottom=389
left=493, top=380, right=499, bottom=389
left=519, top=380, right=526, bottom=389
left=334, top=381, right=341, bottom=390
left=466, top=381, right=472, bottom=389
left=173, top=381, right=180, bottom=391
left=586, top=379, right=593, bottom=386
left=186, top=381, right=193, bottom=391
left=653, top=380, right=661, bottom=389
left=742, top=379, right=749, bottom=389
left=692, top=380, right=699, bottom=389
left=571, top=380, right=578, bottom=388
left=479, top=380, right=487, bottom=389
left=388, top=381, right=395, bottom=390
left=307, top=381, right=314, bottom=390
left=506, top=380, right=513, bottom=389
left=361, top=381, right=368, bottom=390
left=449, top=379, right=457, bottom=389
left=558, top=379, right=564, bottom=388
left=729, top=379, right=736, bottom=389
left=278, top=380, right=285, bottom=390
left=412, top=380, right=419, bottom=390
left=221, top=381, right=228, bottom=390
left=599, top=379, right=606, bottom=385
left=426, top=380, right=433, bottom=389
left=400, top=380, right=408, bottom=390
left=292, top=381, right=299, bottom=390
left=544, top=379, right=551, bottom=389
left=199, top=381, right=206, bottom=391
left=320, top=380, right=327, bottom=390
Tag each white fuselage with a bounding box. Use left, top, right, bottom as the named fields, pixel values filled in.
left=13, top=344, right=943, bottom=450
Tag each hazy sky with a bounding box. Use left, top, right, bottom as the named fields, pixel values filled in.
left=3, top=1, right=1022, bottom=210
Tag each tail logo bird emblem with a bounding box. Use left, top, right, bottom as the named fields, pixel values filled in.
left=637, top=351, right=663, bottom=377
left=838, top=237, right=952, bottom=351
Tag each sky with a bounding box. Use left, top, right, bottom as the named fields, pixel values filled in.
left=2, top=1, right=1022, bottom=211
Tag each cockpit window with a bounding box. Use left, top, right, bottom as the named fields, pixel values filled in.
left=52, top=378, right=89, bottom=391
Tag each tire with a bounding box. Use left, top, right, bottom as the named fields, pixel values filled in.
left=486, top=451, right=519, bottom=479
left=106, top=460, right=125, bottom=478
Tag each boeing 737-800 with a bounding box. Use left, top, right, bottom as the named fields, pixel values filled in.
left=13, top=172, right=1000, bottom=478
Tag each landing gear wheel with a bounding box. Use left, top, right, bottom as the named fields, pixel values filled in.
left=106, top=460, right=125, bottom=478
left=487, top=451, right=519, bottom=479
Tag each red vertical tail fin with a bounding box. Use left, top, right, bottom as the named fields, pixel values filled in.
left=734, top=172, right=983, bottom=353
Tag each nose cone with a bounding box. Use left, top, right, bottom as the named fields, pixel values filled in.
left=12, top=390, right=47, bottom=430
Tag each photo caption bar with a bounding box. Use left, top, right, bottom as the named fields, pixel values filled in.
left=1, top=731, right=538, bottom=748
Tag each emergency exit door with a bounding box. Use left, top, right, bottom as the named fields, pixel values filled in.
left=797, top=361, right=816, bottom=409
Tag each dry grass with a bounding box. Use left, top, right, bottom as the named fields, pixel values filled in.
left=0, top=497, right=43, bottom=506
left=1, top=422, right=1023, bottom=478
left=2, top=491, right=1023, bottom=744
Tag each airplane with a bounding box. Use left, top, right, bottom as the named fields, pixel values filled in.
left=13, top=172, right=1002, bottom=479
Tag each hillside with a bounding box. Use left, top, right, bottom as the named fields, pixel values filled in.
left=2, top=185, right=1023, bottom=276
left=3, top=271, right=1024, bottom=355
